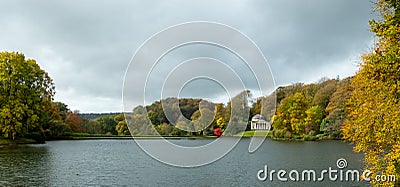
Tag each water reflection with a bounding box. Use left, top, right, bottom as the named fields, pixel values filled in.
left=0, top=139, right=365, bottom=186
left=0, top=144, right=50, bottom=186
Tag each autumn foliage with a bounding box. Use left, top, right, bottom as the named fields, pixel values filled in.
left=213, top=128, right=222, bottom=137
left=342, top=0, right=400, bottom=186
left=0, top=52, right=55, bottom=139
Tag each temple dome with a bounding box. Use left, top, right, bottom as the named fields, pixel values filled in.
left=252, top=114, right=266, bottom=121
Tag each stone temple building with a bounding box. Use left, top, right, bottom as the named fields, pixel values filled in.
left=250, top=114, right=271, bottom=130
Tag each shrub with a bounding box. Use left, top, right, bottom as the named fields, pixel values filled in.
left=308, top=130, right=317, bottom=136
left=284, top=131, right=293, bottom=139
left=273, top=129, right=286, bottom=138
left=24, top=132, right=45, bottom=143
left=294, top=135, right=301, bottom=139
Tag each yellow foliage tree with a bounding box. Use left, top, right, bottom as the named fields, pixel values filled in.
left=342, top=0, right=400, bottom=186
left=0, top=52, right=55, bottom=140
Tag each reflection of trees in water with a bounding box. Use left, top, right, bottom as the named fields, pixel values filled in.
left=0, top=145, right=51, bottom=186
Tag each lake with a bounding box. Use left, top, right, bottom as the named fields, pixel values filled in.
left=0, top=138, right=368, bottom=186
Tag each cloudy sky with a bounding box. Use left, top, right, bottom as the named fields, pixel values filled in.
left=0, top=0, right=377, bottom=113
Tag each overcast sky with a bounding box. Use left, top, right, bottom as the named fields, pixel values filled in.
left=0, top=0, right=377, bottom=113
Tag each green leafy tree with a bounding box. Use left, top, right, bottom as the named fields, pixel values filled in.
left=45, top=120, right=71, bottom=138
left=96, top=116, right=117, bottom=135
left=146, top=101, right=167, bottom=125
left=53, top=102, right=70, bottom=121
left=0, top=52, right=55, bottom=139
left=342, top=1, right=400, bottom=186
left=85, top=120, right=102, bottom=134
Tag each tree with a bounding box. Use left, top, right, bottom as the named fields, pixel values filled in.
left=156, top=123, right=174, bottom=136
left=146, top=101, right=167, bottom=125
left=128, top=105, right=157, bottom=136
left=342, top=1, right=400, bottom=186
left=53, top=102, right=70, bottom=121
left=273, top=92, right=308, bottom=135
left=65, top=111, right=85, bottom=133
left=114, top=113, right=130, bottom=136
left=312, top=79, right=337, bottom=109
left=287, top=93, right=308, bottom=135
left=175, top=119, right=193, bottom=136
left=179, top=98, right=203, bottom=120
left=96, top=116, right=117, bottom=135
left=224, top=90, right=251, bottom=135
left=250, top=94, right=276, bottom=123
left=272, top=97, right=292, bottom=133
left=304, top=105, right=324, bottom=134
left=45, top=119, right=71, bottom=138
left=324, top=77, right=353, bottom=138
left=85, top=120, right=102, bottom=134
left=212, top=103, right=226, bottom=129
left=41, top=101, right=71, bottom=138
left=0, top=52, right=55, bottom=139
left=191, top=108, right=214, bottom=135
left=216, top=117, right=226, bottom=129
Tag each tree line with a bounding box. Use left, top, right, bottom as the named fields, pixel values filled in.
left=45, top=78, right=353, bottom=140
left=0, top=52, right=127, bottom=141
left=269, top=77, right=353, bottom=140
left=62, top=90, right=252, bottom=137
left=0, top=52, right=352, bottom=141
left=342, top=0, right=400, bottom=186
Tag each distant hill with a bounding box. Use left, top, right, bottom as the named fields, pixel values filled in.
left=79, top=112, right=126, bottom=120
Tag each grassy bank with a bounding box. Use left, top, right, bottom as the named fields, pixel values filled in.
left=236, top=130, right=338, bottom=141
left=65, top=132, right=130, bottom=137
left=269, top=132, right=337, bottom=141
left=0, top=138, right=37, bottom=145
left=62, top=131, right=335, bottom=141
left=60, top=132, right=130, bottom=140
left=236, top=130, right=272, bottom=138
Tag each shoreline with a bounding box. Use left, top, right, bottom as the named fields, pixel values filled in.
left=1, top=131, right=340, bottom=145
left=61, top=136, right=218, bottom=140
left=0, top=138, right=38, bottom=146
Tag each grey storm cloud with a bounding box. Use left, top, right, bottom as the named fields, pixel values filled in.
left=0, top=0, right=376, bottom=112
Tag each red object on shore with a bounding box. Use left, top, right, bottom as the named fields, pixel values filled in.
left=214, top=128, right=222, bottom=137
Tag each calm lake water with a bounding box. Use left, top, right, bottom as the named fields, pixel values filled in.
left=0, top=138, right=368, bottom=186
